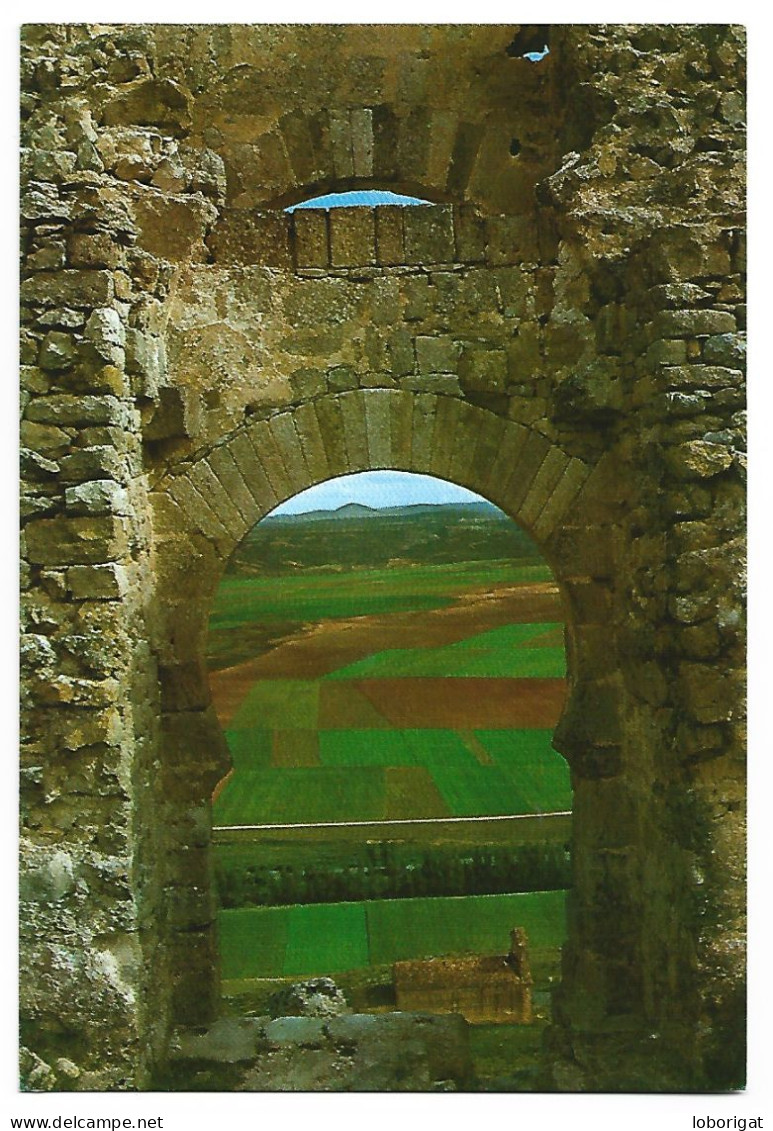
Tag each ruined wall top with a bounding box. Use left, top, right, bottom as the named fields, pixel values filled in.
left=22, top=23, right=562, bottom=213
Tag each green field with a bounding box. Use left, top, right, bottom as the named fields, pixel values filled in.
left=214, top=727, right=570, bottom=825
left=209, top=502, right=572, bottom=1027
left=219, top=889, right=566, bottom=980
left=210, top=561, right=552, bottom=633
left=327, top=622, right=566, bottom=680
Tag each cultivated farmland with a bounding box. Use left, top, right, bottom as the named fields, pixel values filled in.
left=219, top=890, right=567, bottom=980
left=206, top=496, right=572, bottom=1082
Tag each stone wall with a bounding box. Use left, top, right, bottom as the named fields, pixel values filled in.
left=20, top=24, right=745, bottom=1092
left=160, top=1012, right=472, bottom=1092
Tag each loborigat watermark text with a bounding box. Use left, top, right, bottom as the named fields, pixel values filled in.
left=692, top=1119, right=764, bottom=1130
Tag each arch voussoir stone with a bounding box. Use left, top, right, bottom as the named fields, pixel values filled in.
left=293, top=400, right=332, bottom=482
left=444, top=402, right=494, bottom=492
left=245, top=419, right=295, bottom=503
left=388, top=388, right=415, bottom=467
left=206, top=444, right=264, bottom=531
left=166, top=475, right=231, bottom=554
left=428, top=396, right=466, bottom=482
left=266, top=412, right=312, bottom=496
left=338, top=389, right=370, bottom=470
left=227, top=429, right=280, bottom=513
left=409, top=392, right=439, bottom=470
left=188, top=459, right=249, bottom=543
left=516, top=446, right=571, bottom=531
left=532, top=458, right=591, bottom=544
left=363, top=387, right=396, bottom=468
left=498, top=429, right=552, bottom=523
left=313, top=396, right=350, bottom=478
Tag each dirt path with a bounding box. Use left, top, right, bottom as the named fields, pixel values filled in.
left=209, top=582, right=563, bottom=728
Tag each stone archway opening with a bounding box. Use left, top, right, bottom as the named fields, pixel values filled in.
left=148, top=391, right=601, bottom=1075
left=201, top=467, right=573, bottom=1088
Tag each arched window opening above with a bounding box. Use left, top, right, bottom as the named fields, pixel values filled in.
left=286, top=189, right=431, bottom=212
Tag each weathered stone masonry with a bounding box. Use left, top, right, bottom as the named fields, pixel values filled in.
left=20, top=24, right=745, bottom=1091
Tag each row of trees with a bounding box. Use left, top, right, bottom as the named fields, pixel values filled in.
left=215, top=839, right=571, bottom=908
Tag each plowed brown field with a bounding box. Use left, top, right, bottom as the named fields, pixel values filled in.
left=209, top=581, right=562, bottom=728
left=352, top=678, right=567, bottom=730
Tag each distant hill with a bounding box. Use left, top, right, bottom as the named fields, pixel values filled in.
left=334, top=502, right=377, bottom=519
left=227, top=500, right=543, bottom=577
left=266, top=500, right=503, bottom=524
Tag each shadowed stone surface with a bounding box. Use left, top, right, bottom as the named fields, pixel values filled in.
left=159, top=1012, right=472, bottom=1092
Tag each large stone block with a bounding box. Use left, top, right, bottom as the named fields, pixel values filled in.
left=161, top=707, right=230, bottom=782
left=387, top=389, right=414, bottom=468
left=446, top=119, right=484, bottom=195
left=465, top=411, right=508, bottom=494
left=503, top=428, right=551, bottom=513
left=661, top=365, right=743, bottom=391
left=25, top=515, right=129, bottom=565
left=67, top=562, right=130, bottom=600
left=144, top=387, right=203, bottom=441
left=445, top=403, right=489, bottom=489
left=703, top=333, right=746, bottom=368
left=67, top=231, right=122, bottom=270
left=279, top=111, right=322, bottom=185
left=553, top=677, right=624, bottom=759
left=653, top=309, right=737, bottom=339
left=480, top=418, right=529, bottom=508
left=134, top=195, right=216, bottom=263
left=350, top=108, right=374, bottom=177
left=533, top=459, right=591, bottom=543
left=19, top=420, right=70, bottom=454
left=665, top=440, right=734, bottom=480
left=208, top=211, right=293, bottom=268
left=375, top=207, right=405, bottom=266
left=21, top=270, right=114, bottom=309
left=166, top=475, right=231, bottom=551
left=188, top=459, right=249, bottom=542
left=65, top=479, right=129, bottom=517
left=328, top=110, right=355, bottom=179
left=102, top=76, right=193, bottom=135
left=429, top=395, right=465, bottom=481
left=32, top=705, right=125, bottom=751
left=329, top=208, right=376, bottom=267
left=292, top=210, right=329, bottom=270
left=453, top=204, right=486, bottom=263
left=246, top=420, right=294, bottom=503
left=679, top=663, right=743, bottom=724
left=485, top=215, right=540, bottom=265
left=403, top=205, right=455, bottom=264
left=267, top=413, right=310, bottom=495
left=25, top=394, right=126, bottom=428
left=38, top=331, right=75, bottom=372
left=415, top=335, right=460, bottom=375
left=458, top=344, right=508, bottom=393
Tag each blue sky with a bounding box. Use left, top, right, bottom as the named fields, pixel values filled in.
left=271, top=470, right=488, bottom=515
left=287, top=190, right=428, bottom=211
